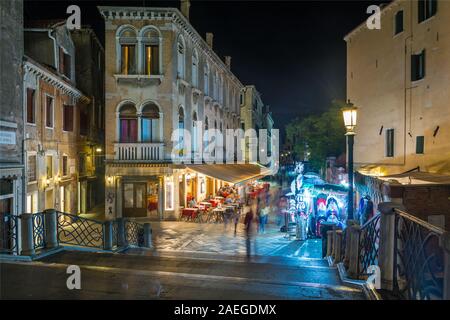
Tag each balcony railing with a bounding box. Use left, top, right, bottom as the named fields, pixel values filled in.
left=114, top=142, right=164, bottom=161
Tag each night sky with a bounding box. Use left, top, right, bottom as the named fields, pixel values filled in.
left=24, top=0, right=390, bottom=140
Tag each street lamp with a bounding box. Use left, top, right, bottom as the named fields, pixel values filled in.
left=342, top=100, right=358, bottom=221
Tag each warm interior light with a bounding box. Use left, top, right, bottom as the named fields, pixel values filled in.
left=96, top=148, right=102, bottom=153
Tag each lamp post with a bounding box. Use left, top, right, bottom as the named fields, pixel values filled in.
left=342, top=101, right=358, bottom=220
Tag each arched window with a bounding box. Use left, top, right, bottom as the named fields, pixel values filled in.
left=192, top=49, right=199, bottom=87
left=141, top=102, right=160, bottom=142
left=192, top=111, right=198, bottom=152
left=177, top=37, right=185, bottom=79
left=219, top=75, right=223, bottom=103
left=118, top=26, right=137, bottom=75
left=204, top=62, right=209, bottom=95
left=178, top=107, right=185, bottom=155
left=119, top=103, right=137, bottom=142
left=141, top=27, right=160, bottom=75
left=213, top=71, right=218, bottom=100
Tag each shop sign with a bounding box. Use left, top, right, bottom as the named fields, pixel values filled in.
left=0, top=131, right=16, bottom=145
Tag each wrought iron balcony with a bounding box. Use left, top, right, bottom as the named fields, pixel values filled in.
left=114, top=142, right=164, bottom=161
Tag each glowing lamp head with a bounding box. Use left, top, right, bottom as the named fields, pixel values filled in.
left=96, top=147, right=102, bottom=153
left=342, top=101, right=358, bottom=134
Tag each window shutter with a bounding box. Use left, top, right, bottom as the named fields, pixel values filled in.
left=64, top=53, right=71, bottom=78
left=418, top=0, right=425, bottom=22
left=416, top=136, right=425, bottom=154
left=27, top=88, right=35, bottom=123
left=59, top=47, right=65, bottom=74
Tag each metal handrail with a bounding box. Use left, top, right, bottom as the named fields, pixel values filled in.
left=394, top=208, right=445, bottom=235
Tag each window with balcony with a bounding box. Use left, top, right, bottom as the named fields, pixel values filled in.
left=119, top=103, right=138, bottom=143
left=418, top=0, right=437, bottom=23
left=141, top=102, right=160, bottom=142
left=142, top=28, right=160, bottom=75
left=118, top=27, right=137, bottom=75
left=26, top=88, right=35, bottom=124
left=177, top=37, right=186, bottom=79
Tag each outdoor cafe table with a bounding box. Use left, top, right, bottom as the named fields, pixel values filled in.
left=199, top=201, right=212, bottom=207
left=211, top=207, right=225, bottom=223
left=181, top=207, right=199, bottom=220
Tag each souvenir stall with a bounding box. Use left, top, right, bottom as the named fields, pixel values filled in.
left=284, top=162, right=348, bottom=239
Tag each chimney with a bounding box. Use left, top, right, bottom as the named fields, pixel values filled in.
left=206, top=32, right=214, bottom=49
left=225, top=56, right=231, bottom=70
left=180, top=0, right=191, bottom=20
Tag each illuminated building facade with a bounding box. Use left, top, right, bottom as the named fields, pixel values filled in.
left=99, top=3, right=244, bottom=220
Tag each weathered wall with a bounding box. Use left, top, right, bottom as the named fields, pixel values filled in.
left=0, top=0, right=24, bottom=164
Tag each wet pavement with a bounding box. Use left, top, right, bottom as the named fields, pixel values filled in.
left=144, top=220, right=323, bottom=259
left=1, top=250, right=364, bottom=300
left=0, top=220, right=365, bottom=300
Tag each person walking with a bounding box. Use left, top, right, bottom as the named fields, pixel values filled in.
left=244, top=201, right=256, bottom=259
left=259, top=204, right=269, bottom=234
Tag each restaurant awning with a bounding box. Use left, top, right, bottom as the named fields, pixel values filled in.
left=186, top=163, right=273, bottom=185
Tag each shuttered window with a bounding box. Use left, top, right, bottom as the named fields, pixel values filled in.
left=394, top=11, right=403, bottom=35
left=28, top=155, right=37, bottom=182
left=411, top=50, right=425, bottom=81
left=419, top=0, right=437, bottom=22
left=386, top=129, right=395, bottom=157
left=26, top=88, right=35, bottom=124
left=45, top=96, right=54, bottom=128
left=63, top=104, right=74, bottom=132
left=416, top=136, right=425, bottom=154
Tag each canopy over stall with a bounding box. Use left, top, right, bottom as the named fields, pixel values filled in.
left=186, top=163, right=272, bottom=185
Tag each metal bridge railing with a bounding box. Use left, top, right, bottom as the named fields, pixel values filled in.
left=0, top=213, right=19, bottom=255
left=393, top=209, right=445, bottom=300
left=0, top=210, right=152, bottom=257
left=124, top=220, right=145, bottom=247
left=357, top=214, right=381, bottom=278
left=56, top=211, right=105, bottom=249
left=325, top=203, right=450, bottom=300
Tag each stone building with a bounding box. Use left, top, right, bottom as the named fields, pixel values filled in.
left=98, top=3, right=252, bottom=220
left=23, top=22, right=90, bottom=214
left=0, top=0, right=24, bottom=217
left=70, top=27, right=106, bottom=213
left=345, top=0, right=450, bottom=228
left=240, top=85, right=265, bottom=162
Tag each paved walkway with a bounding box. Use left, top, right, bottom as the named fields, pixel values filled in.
left=143, top=220, right=323, bottom=259
left=1, top=250, right=364, bottom=300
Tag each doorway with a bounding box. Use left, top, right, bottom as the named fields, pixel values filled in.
left=122, top=182, right=147, bottom=217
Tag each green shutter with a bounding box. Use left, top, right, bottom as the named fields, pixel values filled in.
left=416, top=136, right=425, bottom=154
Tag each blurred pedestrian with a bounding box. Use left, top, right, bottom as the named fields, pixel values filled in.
left=259, top=204, right=269, bottom=233
left=244, top=202, right=256, bottom=259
